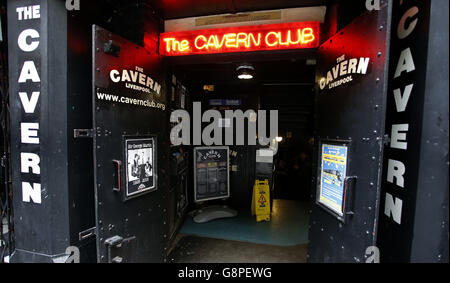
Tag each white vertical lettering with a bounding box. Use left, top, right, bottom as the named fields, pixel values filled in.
left=387, top=159, right=405, bottom=188
left=21, top=123, right=40, bottom=144
left=391, top=124, right=409, bottom=150
left=384, top=193, right=403, bottom=224
left=22, top=182, right=42, bottom=204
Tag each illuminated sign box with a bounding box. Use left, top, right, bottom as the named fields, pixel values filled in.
left=160, top=21, right=320, bottom=56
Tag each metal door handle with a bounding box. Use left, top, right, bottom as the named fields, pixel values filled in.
left=104, top=235, right=136, bottom=263
left=343, top=176, right=358, bottom=216
left=112, top=160, right=122, bottom=192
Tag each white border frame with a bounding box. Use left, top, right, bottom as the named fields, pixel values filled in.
left=317, top=142, right=348, bottom=217
left=125, top=137, right=157, bottom=198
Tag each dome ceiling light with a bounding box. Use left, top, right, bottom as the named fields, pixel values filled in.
left=236, top=64, right=255, bottom=80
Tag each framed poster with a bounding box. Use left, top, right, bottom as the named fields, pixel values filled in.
left=125, top=137, right=157, bottom=199
left=193, top=147, right=230, bottom=203
left=316, top=140, right=351, bottom=221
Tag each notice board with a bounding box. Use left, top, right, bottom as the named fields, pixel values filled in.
left=194, top=147, right=230, bottom=202
left=317, top=141, right=350, bottom=220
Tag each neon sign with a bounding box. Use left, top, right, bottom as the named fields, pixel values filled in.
left=160, top=21, right=320, bottom=56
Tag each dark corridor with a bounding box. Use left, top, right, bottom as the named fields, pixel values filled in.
left=171, top=57, right=316, bottom=206
left=166, top=56, right=317, bottom=262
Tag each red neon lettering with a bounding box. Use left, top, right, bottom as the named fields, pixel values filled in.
left=265, top=32, right=278, bottom=47
left=207, top=35, right=216, bottom=49
left=164, top=37, right=190, bottom=52
left=224, top=33, right=237, bottom=48
left=216, top=34, right=227, bottom=48
left=288, top=30, right=301, bottom=45
left=160, top=22, right=319, bottom=55
left=301, top=28, right=315, bottom=44
left=180, top=40, right=189, bottom=51
left=236, top=32, right=248, bottom=48
left=163, top=38, right=174, bottom=52
left=249, top=33, right=261, bottom=47
left=279, top=31, right=290, bottom=46
left=195, top=35, right=207, bottom=49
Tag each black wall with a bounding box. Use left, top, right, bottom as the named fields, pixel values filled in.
left=8, top=0, right=71, bottom=262
left=378, top=0, right=449, bottom=263
left=8, top=0, right=165, bottom=262
left=410, top=0, right=448, bottom=262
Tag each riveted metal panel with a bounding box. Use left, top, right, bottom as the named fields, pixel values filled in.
left=92, top=25, right=169, bottom=263
left=308, top=2, right=392, bottom=263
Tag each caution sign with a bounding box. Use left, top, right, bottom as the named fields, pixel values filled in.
left=251, top=179, right=271, bottom=222
left=258, top=194, right=267, bottom=206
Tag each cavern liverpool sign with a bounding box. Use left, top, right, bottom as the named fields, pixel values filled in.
left=160, top=21, right=320, bottom=56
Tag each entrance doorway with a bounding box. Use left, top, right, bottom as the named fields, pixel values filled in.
left=87, top=6, right=389, bottom=263
left=166, top=56, right=317, bottom=263
left=161, top=7, right=390, bottom=263
left=4, top=0, right=447, bottom=264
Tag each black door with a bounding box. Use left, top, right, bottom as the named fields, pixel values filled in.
left=308, top=5, right=391, bottom=262
left=92, top=26, right=169, bottom=263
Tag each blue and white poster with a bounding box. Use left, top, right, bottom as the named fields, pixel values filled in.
left=318, top=144, right=348, bottom=216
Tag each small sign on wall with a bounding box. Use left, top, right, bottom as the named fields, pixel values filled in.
left=194, top=147, right=230, bottom=202
left=316, top=140, right=352, bottom=222
left=125, top=137, right=157, bottom=199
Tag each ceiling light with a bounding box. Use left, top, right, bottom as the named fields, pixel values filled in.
left=236, top=64, right=255, bottom=80
left=238, top=73, right=253, bottom=80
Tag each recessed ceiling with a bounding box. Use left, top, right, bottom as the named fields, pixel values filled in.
left=173, top=59, right=316, bottom=87
left=147, top=0, right=329, bottom=20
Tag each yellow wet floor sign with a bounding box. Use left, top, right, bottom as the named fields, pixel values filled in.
left=251, top=179, right=271, bottom=222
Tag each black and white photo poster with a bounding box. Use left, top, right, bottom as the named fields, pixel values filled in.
left=125, top=138, right=156, bottom=197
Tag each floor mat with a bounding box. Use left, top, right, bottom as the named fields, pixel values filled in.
left=179, top=200, right=310, bottom=247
